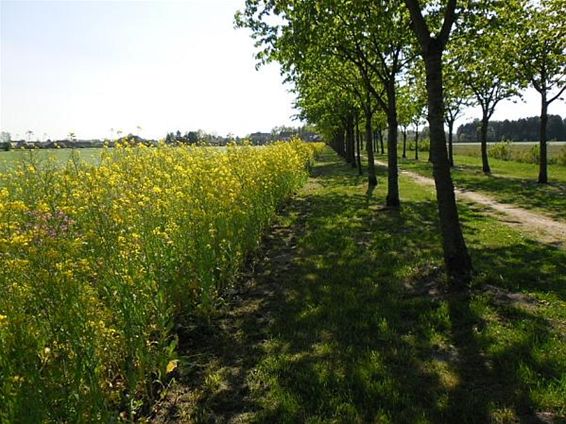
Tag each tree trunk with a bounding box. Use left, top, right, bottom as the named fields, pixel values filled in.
left=480, top=114, right=491, bottom=173
left=448, top=120, right=454, bottom=167
left=424, top=42, right=472, bottom=286
left=346, top=113, right=356, bottom=167
left=378, top=128, right=384, bottom=154
left=334, top=129, right=346, bottom=158
left=538, top=94, right=548, bottom=184
left=386, top=82, right=400, bottom=208
left=331, top=131, right=339, bottom=153
left=373, top=131, right=377, bottom=153
left=365, top=107, right=378, bottom=187
left=355, top=111, right=362, bottom=176
left=402, top=128, right=407, bottom=159
left=415, top=124, right=420, bottom=161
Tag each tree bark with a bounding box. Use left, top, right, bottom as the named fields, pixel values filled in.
left=448, top=120, right=454, bottom=167
left=480, top=114, right=491, bottom=173
left=424, top=42, right=472, bottom=286
left=538, top=94, right=548, bottom=184
left=386, top=82, right=400, bottom=207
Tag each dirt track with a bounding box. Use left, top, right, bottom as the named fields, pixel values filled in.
left=378, top=161, right=566, bottom=249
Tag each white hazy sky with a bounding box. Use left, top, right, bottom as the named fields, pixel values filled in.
left=1, top=0, right=565, bottom=140
left=1, top=0, right=298, bottom=140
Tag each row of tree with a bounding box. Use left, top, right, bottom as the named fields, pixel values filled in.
left=164, top=130, right=203, bottom=145
left=163, top=126, right=320, bottom=145
left=457, top=115, right=566, bottom=142
left=164, top=130, right=243, bottom=145
left=236, top=0, right=565, bottom=288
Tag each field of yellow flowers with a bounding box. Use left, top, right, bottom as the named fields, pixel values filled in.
left=0, top=140, right=322, bottom=422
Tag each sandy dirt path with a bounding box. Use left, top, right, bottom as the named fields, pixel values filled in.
left=376, top=161, right=566, bottom=249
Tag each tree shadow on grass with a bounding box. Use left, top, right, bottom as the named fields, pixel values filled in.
left=458, top=202, right=566, bottom=301
left=443, top=292, right=564, bottom=424
left=251, top=154, right=566, bottom=423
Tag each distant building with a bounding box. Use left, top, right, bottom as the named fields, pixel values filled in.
left=248, top=132, right=272, bottom=145
left=278, top=131, right=295, bottom=141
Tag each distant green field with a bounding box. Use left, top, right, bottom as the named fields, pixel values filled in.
left=452, top=141, right=566, bottom=163
left=0, top=148, right=103, bottom=172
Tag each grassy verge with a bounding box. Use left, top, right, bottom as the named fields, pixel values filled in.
left=159, top=147, right=566, bottom=423
left=398, top=154, right=566, bottom=221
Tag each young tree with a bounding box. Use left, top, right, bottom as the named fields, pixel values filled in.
left=376, top=120, right=386, bottom=155
left=412, top=102, right=427, bottom=161
left=404, top=67, right=428, bottom=161
left=444, top=57, right=472, bottom=166
left=403, top=0, right=472, bottom=286
left=515, top=0, right=566, bottom=183
left=452, top=2, right=523, bottom=173
left=397, top=85, right=413, bottom=159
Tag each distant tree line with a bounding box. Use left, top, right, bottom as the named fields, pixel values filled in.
left=457, top=115, right=566, bottom=142
left=164, top=126, right=321, bottom=146
left=164, top=130, right=203, bottom=145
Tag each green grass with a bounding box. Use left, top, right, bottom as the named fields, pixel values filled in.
left=0, top=148, right=103, bottom=172
left=167, top=148, right=566, bottom=423
left=398, top=154, right=566, bottom=221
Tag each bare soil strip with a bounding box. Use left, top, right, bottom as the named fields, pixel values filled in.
left=378, top=161, right=566, bottom=248
left=151, top=203, right=306, bottom=423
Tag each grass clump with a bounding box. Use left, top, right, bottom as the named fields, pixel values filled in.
left=489, top=141, right=513, bottom=161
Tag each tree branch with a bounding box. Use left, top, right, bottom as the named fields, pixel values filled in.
left=403, top=0, right=430, bottom=49
left=548, top=85, right=566, bottom=105
left=438, top=0, right=458, bottom=48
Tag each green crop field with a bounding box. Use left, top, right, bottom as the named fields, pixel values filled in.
left=0, top=148, right=104, bottom=172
